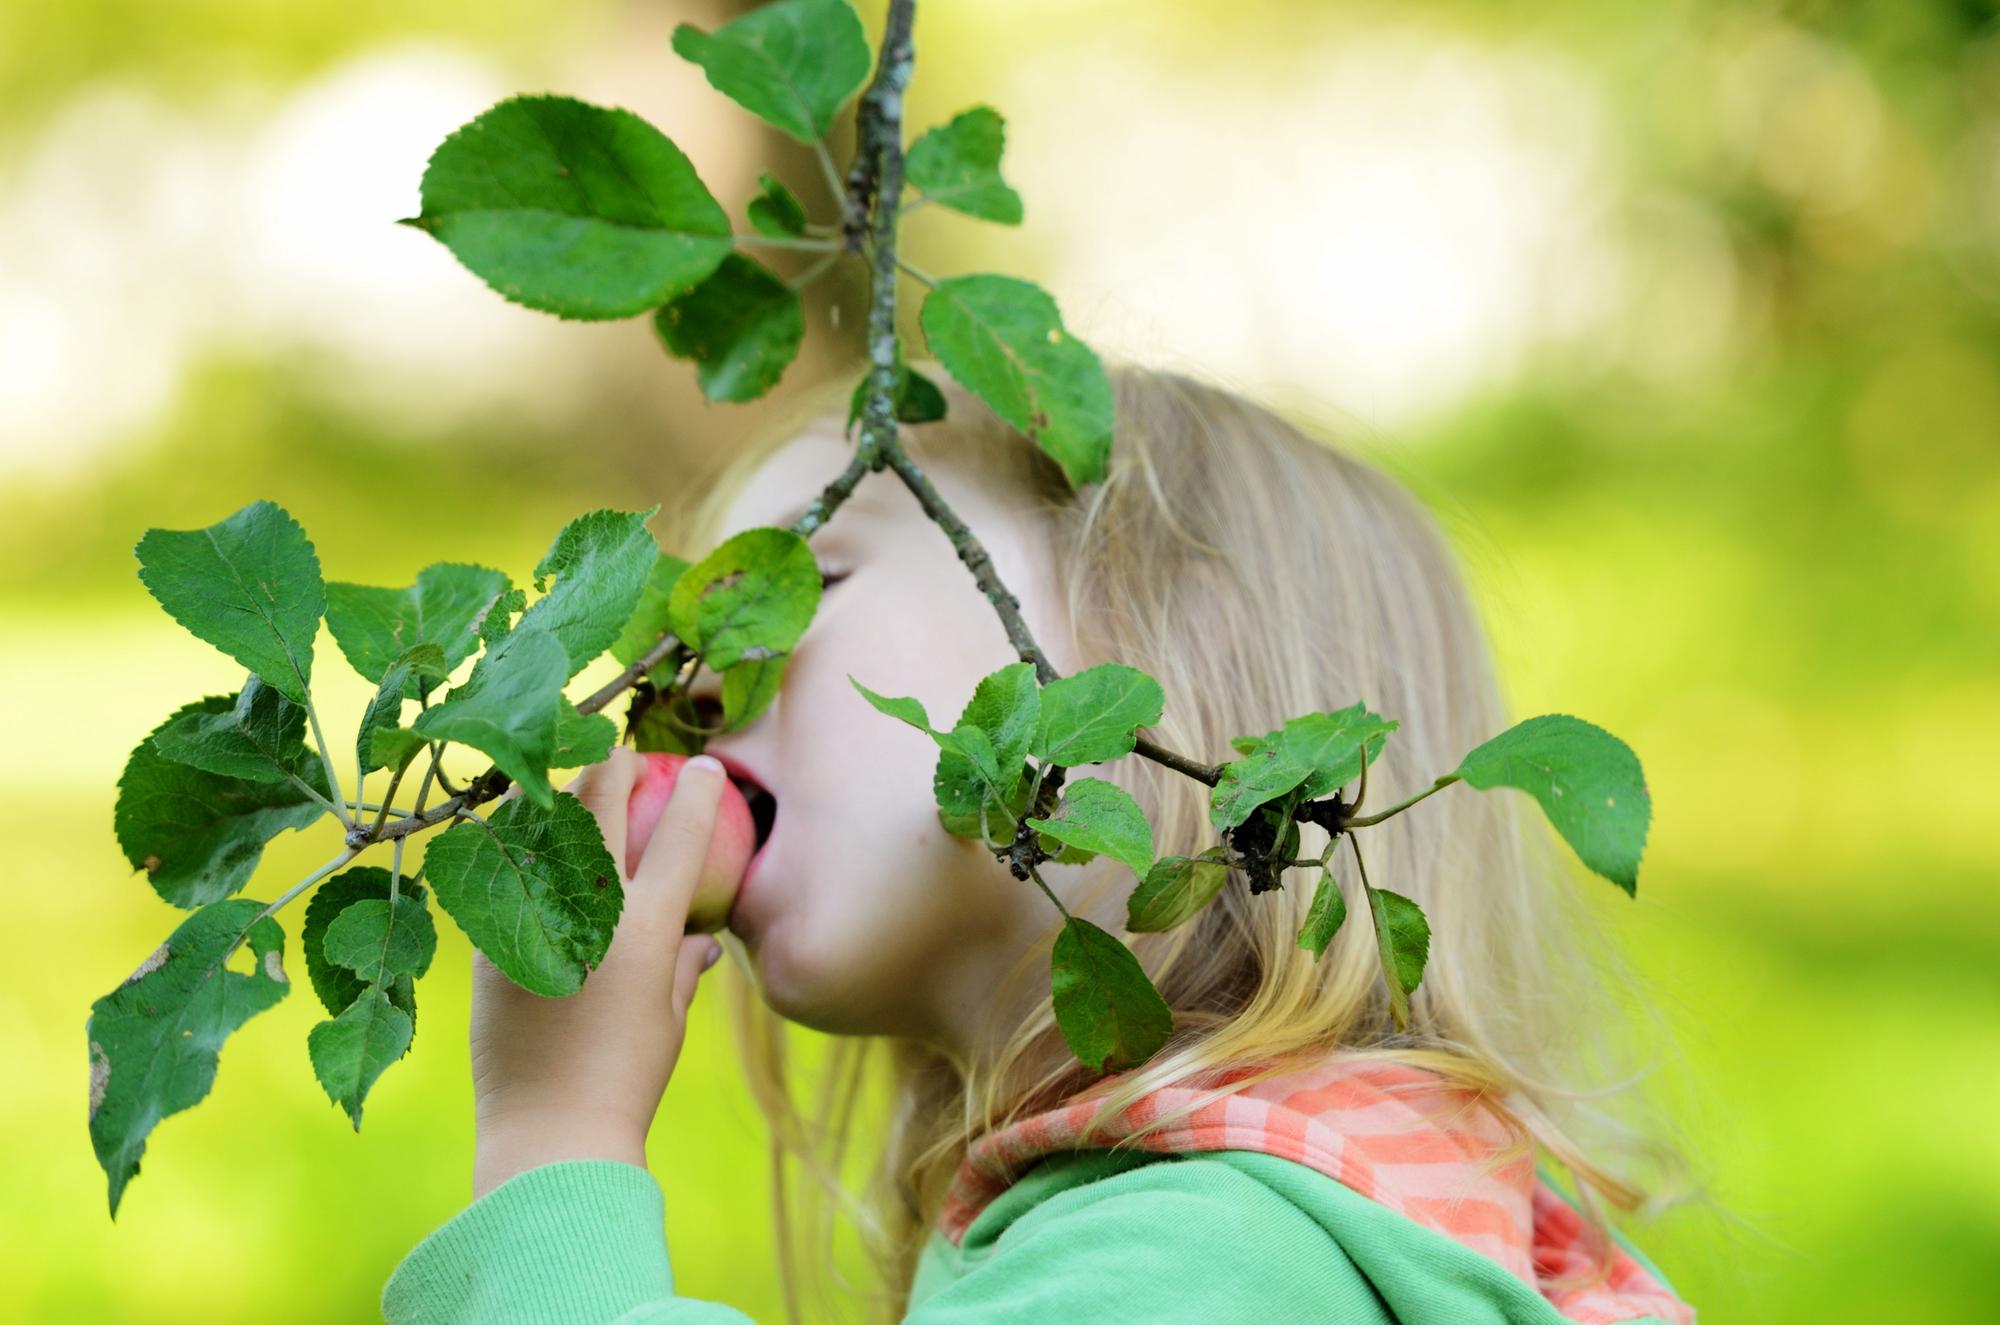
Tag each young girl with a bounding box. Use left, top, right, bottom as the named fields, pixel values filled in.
left=381, top=358, right=1698, bottom=1324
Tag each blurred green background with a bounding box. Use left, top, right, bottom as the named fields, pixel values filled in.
left=3, top=0, right=1996, bottom=1320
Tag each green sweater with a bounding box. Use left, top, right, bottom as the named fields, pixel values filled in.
left=381, top=1149, right=1686, bottom=1323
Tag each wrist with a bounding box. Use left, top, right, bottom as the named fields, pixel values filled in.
left=473, top=1114, right=650, bottom=1200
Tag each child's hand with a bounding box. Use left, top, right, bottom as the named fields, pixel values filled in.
left=466, top=745, right=730, bottom=1198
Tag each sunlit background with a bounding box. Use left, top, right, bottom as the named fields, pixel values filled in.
left=3, top=0, right=1996, bottom=1319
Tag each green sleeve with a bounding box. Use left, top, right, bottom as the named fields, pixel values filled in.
left=380, top=1160, right=751, bottom=1325
left=907, top=1154, right=1394, bottom=1323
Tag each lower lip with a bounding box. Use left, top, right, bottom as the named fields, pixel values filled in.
left=740, top=816, right=773, bottom=896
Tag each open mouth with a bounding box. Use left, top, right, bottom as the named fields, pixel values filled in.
left=729, top=773, right=778, bottom=855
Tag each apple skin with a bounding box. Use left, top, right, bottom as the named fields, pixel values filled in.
left=624, top=752, right=757, bottom=933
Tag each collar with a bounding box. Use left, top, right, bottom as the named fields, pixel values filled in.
left=937, top=1056, right=1691, bottom=1325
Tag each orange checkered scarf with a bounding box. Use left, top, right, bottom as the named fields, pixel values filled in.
left=936, top=1058, right=1693, bottom=1325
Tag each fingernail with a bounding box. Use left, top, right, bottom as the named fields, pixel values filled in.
left=686, top=755, right=724, bottom=779
left=701, top=939, right=723, bottom=970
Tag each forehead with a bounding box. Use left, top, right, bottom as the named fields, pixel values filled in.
left=714, top=419, right=1032, bottom=549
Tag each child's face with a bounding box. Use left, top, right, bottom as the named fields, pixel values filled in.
left=691, top=422, right=1080, bottom=1051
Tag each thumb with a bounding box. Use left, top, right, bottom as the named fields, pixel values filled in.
left=669, top=935, right=724, bottom=1021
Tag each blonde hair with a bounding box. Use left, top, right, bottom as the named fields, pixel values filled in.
left=667, top=354, right=1693, bottom=1324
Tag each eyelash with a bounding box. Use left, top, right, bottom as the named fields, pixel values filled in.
left=820, top=570, right=849, bottom=591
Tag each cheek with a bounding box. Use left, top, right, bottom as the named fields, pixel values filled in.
left=752, top=810, right=958, bottom=1010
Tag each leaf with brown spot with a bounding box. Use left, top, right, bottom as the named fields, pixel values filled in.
left=86, top=899, right=290, bottom=1218
left=667, top=528, right=821, bottom=671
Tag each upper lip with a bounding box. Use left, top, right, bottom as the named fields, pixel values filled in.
left=706, top=750, right=772, bottom=799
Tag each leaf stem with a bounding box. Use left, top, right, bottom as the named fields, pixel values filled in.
left=214, top=846, right=360, bottom=970
left=730, top=233, right=842, bottom=253
left=1024, top=861, right=1072, bottom=921
left=789, top=249, right=843, bottom=292
left=1339, top=776, right=1456, bottom=829
left=300, top=692, right=352, bottom=827
left=283, top=768, right=344, bottom=821
left=894, top=256, right=937, bottom=288
left=814, top=139, right=855, bottom=229
left=897, top=195, right=932, bottom=219
left=411, top=745, right=443, bottom=819
left=370, top=758, right=414, bottom=836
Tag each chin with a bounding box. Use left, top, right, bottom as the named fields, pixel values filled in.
left=736, top=913, right=905, bottom=1037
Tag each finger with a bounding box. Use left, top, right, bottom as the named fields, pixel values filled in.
left=630, top=754, right=727, bottom=922
left=565, top=746, right=644, bottom=875
left=670, top=934, right=723, bottom=1020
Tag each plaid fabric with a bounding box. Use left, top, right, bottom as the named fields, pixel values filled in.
left=936, top=1057, right=1693, bottom=1325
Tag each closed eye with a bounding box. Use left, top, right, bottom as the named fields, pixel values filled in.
left=820, top=570, right=849, bottom=591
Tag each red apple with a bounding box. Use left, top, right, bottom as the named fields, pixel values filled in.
left=625, top=752, right=758, bottom=933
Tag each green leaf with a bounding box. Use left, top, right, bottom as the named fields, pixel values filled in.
left=933, top=662, right=1040, bottom=826
left=1126, top=852, right=1231, bottom=932
left=325, top=563, right=510, bottom=700
left=1026, top=778, right=1155, bottom=880
left=938, top=769, right=1033, bottom=843
left=906, top=106, right=1023, bottom=224
left=1296, top=873, right=1348, bottom=958
left=1049, top=917, right=1173, bottom=1073
left=721, top=654, right=787, bottom=729
left=1209, top=742, right=1312, bottom=837
left=1449, top=714, right=1651, bottom=895
left=937, top=723, right=1028, bottom=831
left=669, top=528, right=821, bottom=670
left=1365, top=885, right=1430, bottom=1030
left=1040, top=833, right=1098, bottom=866
left=1032, top=663, right=1165, bottom=768
left=411, top=626, right=569, bottom=809
left=846, top=352, right=949, bottom=435
left=653, top=252, right=805, bottom=403
left=357, top=644, right=448, bottom=774
left=87, top=899, right=290, bottom=1217
left=134, top=500, right=323, bottom=705
left=522, top=507, right=663, bottom=678
left=852, top=675, right=1024, bottom=834
left=632, top=690, right=703, bottom=756
left=307, top=986, right=413, bottom=1132
left=941, top=721, right=1002, bottom=783
left=368, top=726, right=430, bottom=773
left=323, top=892, right=436, bottom=986
left=920, top=274, right=1114, bottom=489
left=1282, top=704, right=1399, bottom=801
left=411, top=95, right=731, bottom=319
left=553, top=697, right=618, bottom=768
left=1210, top=704, right=1397, bottom=834
left=117, top=698, right=330, bottom=908
left=479, top=587, right=526, bottom=645
left=610, top=552, right=692, bottom=670
left=746, top=171, right=808, bottom=237
left=421, top=791, right=623, bottom=998
left=849, top=675, right=940, bottom=735
left=671, top=0, right=871, bottom=144
left=300, top=869, right=420, bottom=1025
left=151, top=675, right=310, bottom=783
